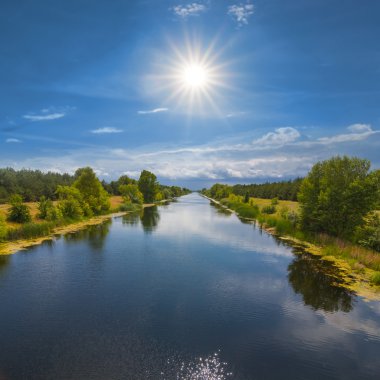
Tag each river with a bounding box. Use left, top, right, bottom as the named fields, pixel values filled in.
left=0, top=193, right=379, bottom=379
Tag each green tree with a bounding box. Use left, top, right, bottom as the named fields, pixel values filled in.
left=119, top=184, right=143, bottom=205
left=56, top=185, right=87, bottom=219
left=298, top=156, right=380, bottom=238
left=73, top=167, right=110, bottom=214
left=7, top=194, right=32, bottom=223
left=138, top=170, right=158, bottom=203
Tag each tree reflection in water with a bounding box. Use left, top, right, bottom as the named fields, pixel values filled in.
left=288, top=252, right=355, bottom=313
left=0, top=255, right=11, bottom=276
left=63, top=220, right=111, bottom=251
left=122, top=206, right=161, bottom=233
left=140, top=206, right=160, bottom=233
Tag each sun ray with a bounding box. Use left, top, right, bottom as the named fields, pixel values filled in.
left=144, top=33, right=237, bottom=116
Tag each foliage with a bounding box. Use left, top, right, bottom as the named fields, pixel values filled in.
left=354, top=213, right=380, bottom=251
left=370, top=272, right=380, bottom=286
left=6, top=221, right=55, bottom=240
left=262, top=205, right=276, bottom=214
left=73, top=167, right=110, bottom=214
left=119, top=203, right=142, bottom=212
left=0, top=168, right=74, bottom=202
left=119, top=184, right=143, bottom=205
left=0, top=214, right=7, bottom=241
left=7, top=194, right=32, bottom=223
left=101, top=175, right=136, bottom=195
left=138, top=170, right=159, bottom=203
left=271, top=197, right=279, bottom=205
left=232, top=178, right=303, bottom=201
left=298, top=156, right=380, bottom=239
left=56, top=186, right=87, bottom=219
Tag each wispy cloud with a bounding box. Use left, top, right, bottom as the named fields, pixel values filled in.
left=138, top=107, right=169, bottom=115
left=23, top=113, right=65, bottom=121
left=5, top=138, right=21, bottom=143
left=171, top=3, right=207, bottom=18
left=228, top=2, right=254, bottom=26
left=316, top=124, right=378, bottom=145
left=3, top=124, right=378, bottom=183
left=253, top=127, right=300, bottom=146
left=90, top=127, right=123, bottom=134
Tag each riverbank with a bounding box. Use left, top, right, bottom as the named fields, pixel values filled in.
left=202, top=194, right=380, bottom=301
left=0, top=203, right=159, bottom=256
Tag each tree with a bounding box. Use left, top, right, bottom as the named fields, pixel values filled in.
left=7, top=194, right=31, bottom=223
left=298, top=156, right=380, bottom=238
left=56, top=185, right=88, bottom=219
left=119, top=184, right=143, bottom=205
left=73, top=167, right=110, bottom=214
left=138, top=170, right=158, bottom=203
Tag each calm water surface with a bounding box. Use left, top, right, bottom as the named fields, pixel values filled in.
left=0, top=193, right=379, bottom=379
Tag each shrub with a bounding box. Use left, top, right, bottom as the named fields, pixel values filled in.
left=119, top=203, right=142, bottom=212
left=354, top=213, right=380, bottom=252
left=7, top=194, right=32, bottom=223
left=271, top=197, right=279, bottom=205
left=370, top=272, right=380, bottom=286
left=262, top=205, right=276, bottom=214
left=235, top=204, right=260, bottom=219
left=38, top=196, right=54, bottom=219
left=58, top=198, right=84, bottom=220
left=279, top=205, right=289, bottom=219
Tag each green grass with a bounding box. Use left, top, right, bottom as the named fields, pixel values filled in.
left=370, top=272, right=380, bottom=285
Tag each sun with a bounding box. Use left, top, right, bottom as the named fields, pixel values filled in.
left=145, top=34, right=234, bottom=115
left=182, top=63, right=209, bottom=88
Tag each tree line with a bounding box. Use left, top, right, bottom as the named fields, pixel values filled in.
left=231, top=178, right=303, bottom=201
left=0, top=167, right=190, bottom=242
left=0, top=167, right=191, bottom=205
left=201, top=156, right=380, bottom=252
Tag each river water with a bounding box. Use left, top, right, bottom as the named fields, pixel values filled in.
left=0, top=193, right=379, bottom=379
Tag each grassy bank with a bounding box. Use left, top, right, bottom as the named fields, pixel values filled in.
left=0, top=196, right=157, bottom=255
left=202, top=194, right=380, bottom=299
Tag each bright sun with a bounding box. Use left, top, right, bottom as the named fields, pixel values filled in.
left=147, top=35, right=232, bottom=114
left=182, top=64, right=209, bottom=88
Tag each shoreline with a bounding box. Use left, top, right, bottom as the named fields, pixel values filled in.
left=201, top=194, right=380, bottom=301
left=0, top=203, right=159, bottom=256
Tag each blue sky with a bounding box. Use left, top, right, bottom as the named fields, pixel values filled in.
left=1, top=0, right=379, bottom=188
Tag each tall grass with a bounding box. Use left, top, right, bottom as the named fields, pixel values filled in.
left=6, top=221, right=56, bottom=240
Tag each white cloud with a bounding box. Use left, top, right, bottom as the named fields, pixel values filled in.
left=171, top=3, right=206, bottom=18
left=138, top=108, right=169, bottom=114
left=90, top=127, right=123, bottom=134
left=228, top=2, right=254, bottom=25
left=2, top=123, right=379, bottom=183
left=253, top=127, right=301, bottom=146
left=347, top=123, right=372, bottom=133
left=5, top=138, right=21, bottom=143
left=23, top=113, right=65, bottom=121
left=317, top=124, right=378, bottom=144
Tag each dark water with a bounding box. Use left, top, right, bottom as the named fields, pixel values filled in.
left=0, top=193, right=379, bottom=379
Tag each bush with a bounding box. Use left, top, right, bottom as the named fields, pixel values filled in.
left=271, top=197, right=279, bottom=205
left=119, top=203, right=142, bottom=212
left=370, top=272, right=380, bottom=286
left=262, top=205, right=276, bottom=214
left=235, top=204, right=260, bottom=219
left=7, top=194, right=32, bottom=223
left=354, top=213, right=380, bottom=252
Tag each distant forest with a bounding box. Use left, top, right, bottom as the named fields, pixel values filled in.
left=0, top=168, right=190, bottom=203
left=0, top=168, right=74, bottom=203
left=206, top=178, right=303, bottom=202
